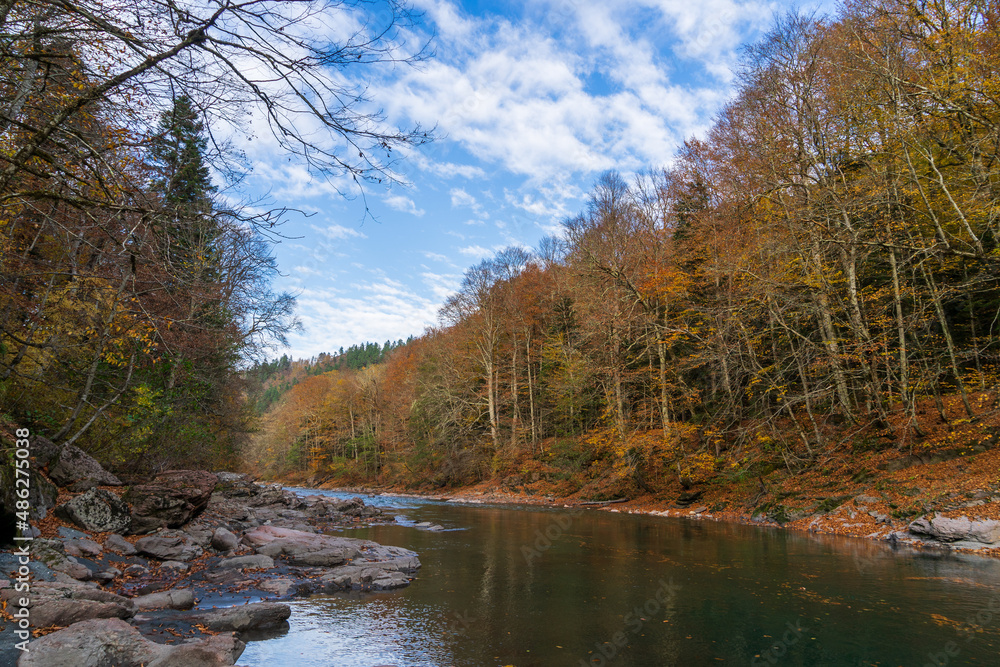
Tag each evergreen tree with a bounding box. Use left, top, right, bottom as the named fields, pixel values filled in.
left=149, top=95, right=218, bottom=281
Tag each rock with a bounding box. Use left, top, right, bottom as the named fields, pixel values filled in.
left=160, top=560, right=190, bottom=573
left=48, top=444, right=122, bottom=487
left=1, top=466, right=58, bottom=523
left=124, top=564, right=148, bottom=576
left=62, top=537, right=103, bottom=558
left=30, top=598, right=134, bottom=628
left=193, top=602, right=291, bottom=632
left=243, top=525, right=420, bottom=572
left=125, top=470, right=218, bottom=534
left=218, top=554, right=274, bottom=570
left=133, top=589, right=195, bottom=610
left=258, top=578, right=295, bottom=596
left=57, top=526, right=91, bottom=539
left=30, top=539, right=93, bottom=581
left=215, top=472, right=260, bottom=498
left=211, top=527, right=239, bottom=552
left=29, top=435, right=61, bottom=469
left=135, top=532, right=203, bottom=562
left=17, top=617, right=245, bottom=667
left=183, top=524, right=216, bottom=547
left=54, top=487, right=132, bottom=534
left=908, top=514, right=1000, bottom=545
left=104, top=534, right=137, bottom=556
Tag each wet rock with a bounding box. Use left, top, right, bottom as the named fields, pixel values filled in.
left=135, top=532, right=203, bottom=562
left=30, top=539, right=92, bottom=581
left=48, top=444, right=122, bottom=487
left=54, top=487, right=132, bottom=534
left=258, top=578, right=295, bottom=596
left=104, top=533, right=137, bottom=556
left=17, top=617, right=245, bottom=667
left=218, top=554, right=274, bottom=570
left=160, top=560, right=190, bottom=573
left=126, top=470, right=218, bottom=534
left=133, top=589, right=195, bottom=611
left=211, top=527, right=239, bottom=552
left=191, top=602, right=291, bottom=632
left=908, top=515, right=1000, bottom=545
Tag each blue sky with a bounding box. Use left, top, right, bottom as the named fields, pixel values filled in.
left=236, top=0, right=826, bottom=360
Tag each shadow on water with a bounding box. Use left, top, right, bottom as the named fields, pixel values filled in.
left=241, top=492, right=1000, bottom=666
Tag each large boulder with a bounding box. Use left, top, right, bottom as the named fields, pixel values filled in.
left=4, top=580, right=135, bottom=628
left=54, top=488, right=132, bottom=534
left=17, top=618, right=245, bottom=667
left=908, top=514, right=1000, bottom=545
left=189, top=602, right=291, bottom=632
left=134, top=531, right=203, bottom=562
left=48, top=444, right=122, bottom=488
left=214, top=472, right=260, bottom=498
left=125, top=470, right=218, bottom=534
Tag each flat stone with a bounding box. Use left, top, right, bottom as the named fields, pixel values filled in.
left=133, top=589, right=195, bottom=610
left=104, top=534, right=137, bottom=556
left=17, top=617, right=245, bottom=667
left=218, top=554, right=274, bottom=570
left=135, top=532, right=203, bottom=561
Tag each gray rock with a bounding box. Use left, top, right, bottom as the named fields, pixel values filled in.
left=193, top=602, right=291, bottom=632
left=57, top=527, right=91, bottom=539
left=160, top=560, right=190, bottom=573
left=211, top=527, right=239, bottom=552
left=908, top=514, right=1000, bottom=544
left=135, top=532, right=203, bottom=561
left=218, top=554, right=274, bottom=570
left=31, top=598, right=134, bottom=628
left=126, top=470, right=218, bottom=534
left=1, top=467, right=58, bottom=523
left=54, top=488, right=132, bottom=534
left=258, top=578, right=295, bottom=596
left=242, top=525, right=420, bottom=572
left=133, top=589, right=195, bottom=610
left=30, top=539, right=93, bottom=581
left=104, top=534, right=137, bottom=556
left=124, top=564, right=148, bottom=576
left=17, top=617, right=245, bottom=667
left=48, top=444, right=122, bottom=487
left=62, top=537, right=102, bottom=558
left=29, top=435, right=61, bottom=469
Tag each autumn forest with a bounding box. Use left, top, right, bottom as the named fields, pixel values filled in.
left=3, top=0, right=1000, bottom=504
left=252, top=0, right=1000, bottom=501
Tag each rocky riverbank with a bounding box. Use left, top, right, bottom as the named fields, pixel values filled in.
left=0, top=438, right=420, bottom=667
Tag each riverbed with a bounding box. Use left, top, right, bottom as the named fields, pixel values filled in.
left=240, top=490, right=1000, bottom=666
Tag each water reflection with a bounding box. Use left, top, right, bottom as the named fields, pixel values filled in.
left=240, top=493, right=1000, bottom=666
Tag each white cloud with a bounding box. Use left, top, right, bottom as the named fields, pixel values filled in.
left=384, top=194, right=426, bottom=217
left=458, top=244, right=492, bottom=259
left=310, top=223, right=367, bottom=240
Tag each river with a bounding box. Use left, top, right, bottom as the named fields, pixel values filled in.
left=238, top=490, right=1000, bottom=666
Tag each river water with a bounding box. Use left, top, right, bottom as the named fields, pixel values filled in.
left=239, top=490, right=1000, bottom=666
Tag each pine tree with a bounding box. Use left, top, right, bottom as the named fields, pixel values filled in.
left=149, top=95, right=218, bottom=281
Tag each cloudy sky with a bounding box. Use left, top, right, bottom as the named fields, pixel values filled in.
left=238, top=0, right=827, bottom=360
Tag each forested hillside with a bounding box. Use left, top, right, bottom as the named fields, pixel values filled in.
left=0, top=0, right=426, bottom=473
left=252, top=0, right=1000, bottom=500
